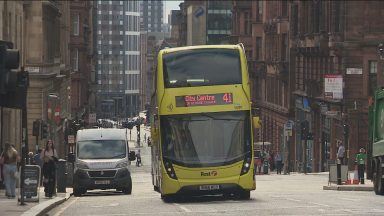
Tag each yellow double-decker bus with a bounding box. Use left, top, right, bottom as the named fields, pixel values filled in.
left=150, top=44, right=257, bottom=201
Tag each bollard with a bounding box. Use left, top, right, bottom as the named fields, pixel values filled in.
left=337, top=159, right=342, bottom=185
left=56, top=159, right=67, bottom=193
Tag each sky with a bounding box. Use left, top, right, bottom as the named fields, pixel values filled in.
left=164, top=0, right=183, bottom=23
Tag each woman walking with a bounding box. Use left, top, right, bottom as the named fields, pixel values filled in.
left=41, top=140, right=58, bottom=198
left=0, top=143, right=19, bottom=199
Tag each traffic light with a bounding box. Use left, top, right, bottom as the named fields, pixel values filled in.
left=32, top=120, right=41, bottom=137
left=301, top=120, right=309, bottom=140
left=0, top=40, right=20, bottom=94
left=41, top=121, right=48, bottom=139
left=343, top=124, right=349, bottom=135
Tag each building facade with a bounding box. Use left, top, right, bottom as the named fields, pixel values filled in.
left=95, top=0, right=141, bottom=119
left=0, top=1, right=24, bottom=152
left=232, top=1, right=384, bottom=173
left=23, top=0, right=71, bottom=156
left=140, top=0, right=164, bottom=32
left=69, top=1, right=95, bottom=121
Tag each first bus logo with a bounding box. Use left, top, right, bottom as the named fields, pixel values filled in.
left=201, top=171, right=218, bottom=177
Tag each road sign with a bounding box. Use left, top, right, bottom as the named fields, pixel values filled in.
left=23, top=165, right=40, bottom=201
left=68, top=135, right=75, bottom=144
left=89, top=113, right=97, bottom=124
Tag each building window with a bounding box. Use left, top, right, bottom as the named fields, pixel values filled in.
left=281, top=33, right=288, bottom=61
left=72, top=49, right=79, bottom=72
left=244, top=11, right=251, bottom=35
left=98, top=50, right=101, bottom=55
left=109, top=51, right=112, bottom=54
left=256, top=1, right=263, bottom=22
left=369, top=60, right=378, bottom=96
left=98, top=40, right=101, bottom=45
left=73, top=13, right=79, bottom=36
left=120, top=41, right=123, bottom=45
left=98, top=10, right=101, bottom=15
left=109, top=20, right=112, bottom=25
left=282, top=1, right=288, bottom=17
left=120, top=31, right=123, bottom=35
left=109, top=11, right=112, bottom=15
left=256, top=37, right=262, bottom=60
left=98, top=30, right=101, bottom=34
left=98, top=60, right=101, bottom=64
left=370, top=61, right=378, bottom=74
left=109, top=40, right=112, bottom=45
left=109, top=60, right=112, bottom=64
left=109, top=30, right=112, bottom=34
left=120, top=1, right=123, bottom=5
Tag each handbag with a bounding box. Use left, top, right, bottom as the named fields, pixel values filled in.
left=14, top=171, right=19, bottom=179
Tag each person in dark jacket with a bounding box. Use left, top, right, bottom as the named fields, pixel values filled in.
left=41, top=140, right=57, bottom=198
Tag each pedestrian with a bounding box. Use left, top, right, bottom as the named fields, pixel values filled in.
left=0, top=143, right=19, bottom=199
left=34, top=149, right=43, bottom=169
left=41, top=140, right=58, bottom=198
left=28, top=152, right=34, bottom=165
left=355, top=148, right=367, bottom=184
left=337, top=141, right=345, bottom=165
left=147, top=137, right=151, bottom=146
left=275, top=152, right=283, bottom=174
left=136, top=149, right=142, bottom=167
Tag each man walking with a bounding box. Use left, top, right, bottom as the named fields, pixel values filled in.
left=275, top=152, right=283, bottom=174
left=355, top=148, right=367, bottom=184
left=337, top=141, right=345, bottom=165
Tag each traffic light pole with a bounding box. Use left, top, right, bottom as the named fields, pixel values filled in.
left=20, top=86, right=28, bottom=205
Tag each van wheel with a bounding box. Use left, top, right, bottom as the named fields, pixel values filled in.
left=122, top=178, right=132, bottom=195
left=122, top=185, right=132, bottom=195
left=73, top=187, right=83, bottom=197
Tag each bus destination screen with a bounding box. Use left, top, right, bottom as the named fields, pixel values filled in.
left=175, top=93, right=233, bottom=107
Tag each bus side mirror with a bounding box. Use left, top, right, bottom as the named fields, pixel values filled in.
left=253, top=116, right=261, bottom=129
left=129, top=151, right=136, bottom=161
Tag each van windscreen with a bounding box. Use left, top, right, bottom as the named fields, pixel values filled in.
left=77, top=140, right=126, bottom=159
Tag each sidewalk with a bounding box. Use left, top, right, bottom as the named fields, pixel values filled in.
left=0, top=187, right=72, bottom=216
left=323, top=182, right=374, bottom=191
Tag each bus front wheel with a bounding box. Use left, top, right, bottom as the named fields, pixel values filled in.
left=237, top=190, right=250, bottom=200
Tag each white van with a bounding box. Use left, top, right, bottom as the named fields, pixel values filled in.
left=72, top=128, right=136, bottom=196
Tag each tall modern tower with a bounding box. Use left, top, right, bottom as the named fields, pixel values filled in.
left=140, top=0, right=164, bottom=32
left=95, top=0, right=141, bottom=119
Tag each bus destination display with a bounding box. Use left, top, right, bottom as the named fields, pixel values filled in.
left=176, top=93, right=233, bottom=107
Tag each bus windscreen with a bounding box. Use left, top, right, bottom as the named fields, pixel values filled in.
left=163, top=49, right=242, bottom=88
left=160, top=111, right=251, bottom=167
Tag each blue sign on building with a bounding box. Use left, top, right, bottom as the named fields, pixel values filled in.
left=194, top=6, right=205, bottom=18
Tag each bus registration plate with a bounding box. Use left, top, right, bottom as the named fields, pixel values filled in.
left=95, top=180, right=110, bottom=185
left=199, top=185, right=220, bottom=191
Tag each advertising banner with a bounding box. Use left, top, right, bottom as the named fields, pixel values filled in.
left=324, top=75, right=343, bottom=99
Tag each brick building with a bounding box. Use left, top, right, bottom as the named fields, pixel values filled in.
left=232, top=1, right=294, bottom=171
left=232, top=1, right=384, bottom=172
left=70, top=1, right=95, bottom=120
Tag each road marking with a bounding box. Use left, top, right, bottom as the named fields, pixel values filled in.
left=340, top=197, right=360, bottom=201
left=53, top=197, right=79, bottom=216
left=173, top=203, right=192, bottom=212
left=285, top=198, right=301, bottom=202
left=91, top=203, right=119, bottom=208
left=309, top=202, right=330, bottom=207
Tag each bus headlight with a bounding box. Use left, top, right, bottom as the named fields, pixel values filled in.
left=163, top=158, right=178, bottom=180
left=240, top=153, right=252, bottom=175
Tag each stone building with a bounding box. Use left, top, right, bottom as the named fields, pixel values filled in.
left=0, top=1, right=24, bottom=152
left=23, top=0, right=71, bottom=156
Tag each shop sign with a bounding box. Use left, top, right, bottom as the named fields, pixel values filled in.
left=324, top=74, right=343, bottom=99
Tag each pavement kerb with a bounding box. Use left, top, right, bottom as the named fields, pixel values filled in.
left=21, top=192, right=72, bottom=216
left=323, top=185, right=373, bottom=191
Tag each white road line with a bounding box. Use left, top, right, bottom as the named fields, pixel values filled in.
left=340, top=197, right=360, bottom=201
left=285, top=198, right=301, bottom=202
left=173, top=203, right=192, bottom=212
left=53, top=197, right=79, bottom=216
left=309, top=202, right=330, bottom=207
